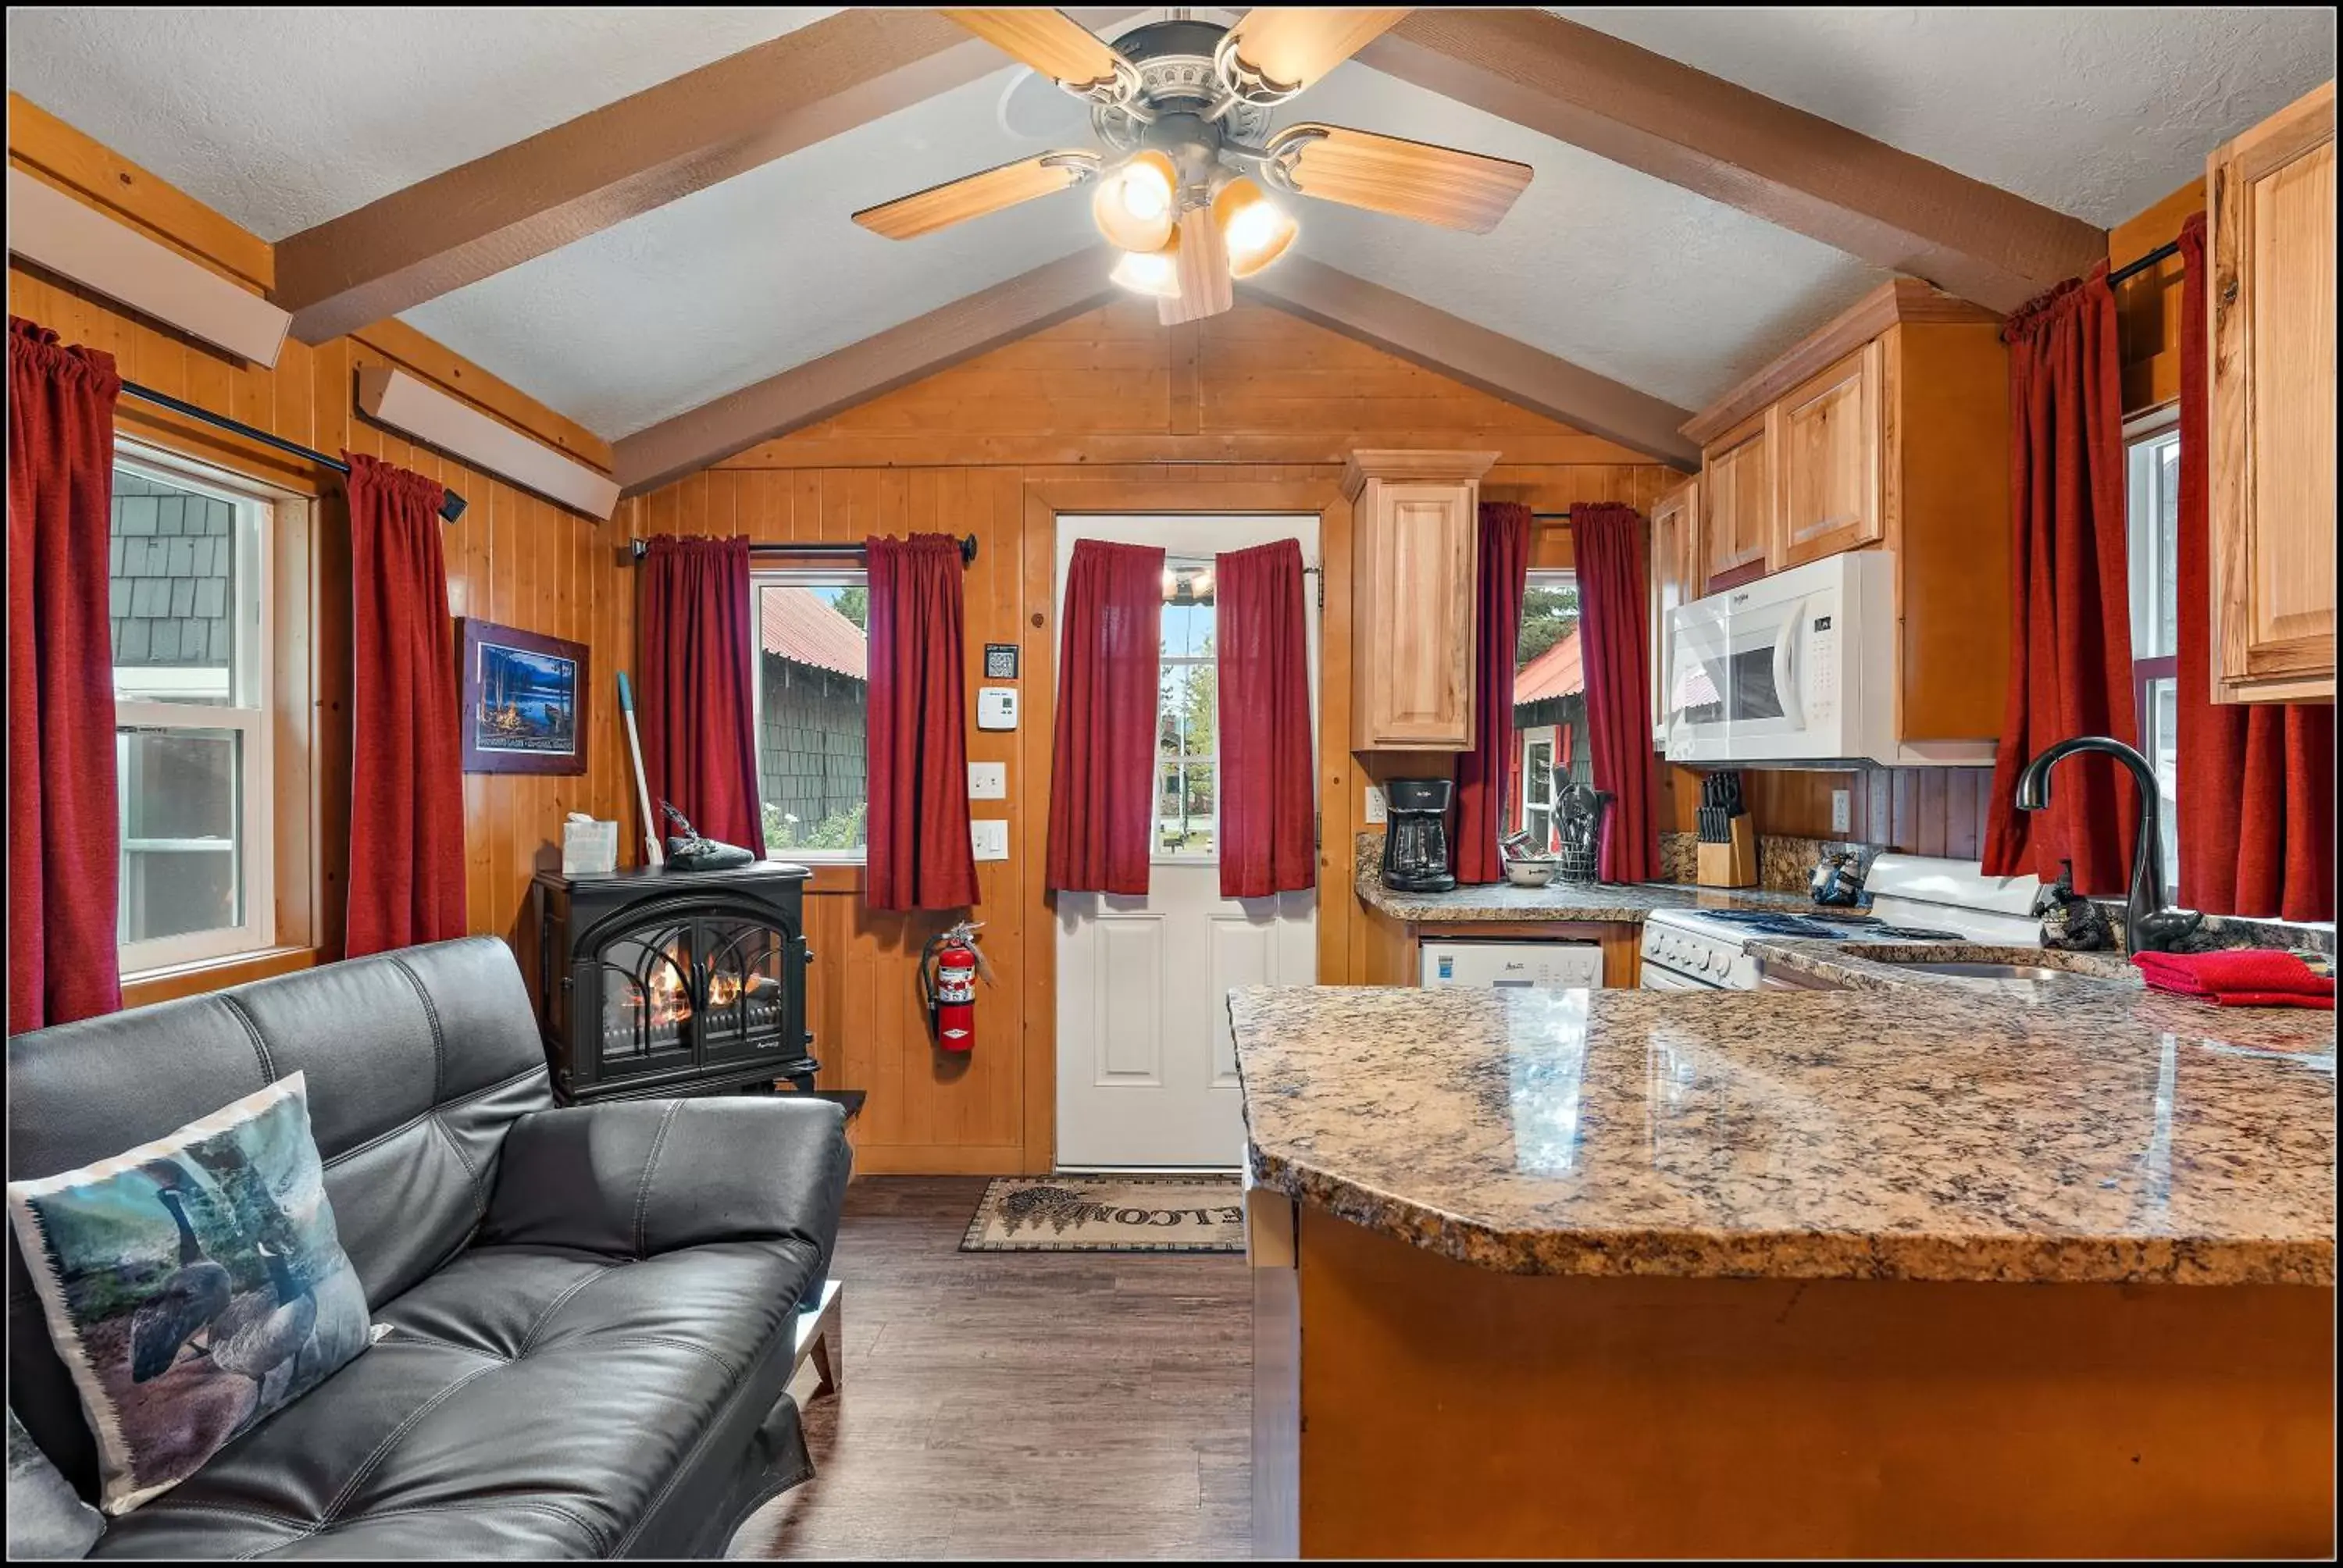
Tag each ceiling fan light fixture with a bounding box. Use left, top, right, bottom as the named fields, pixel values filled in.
left=1093, top=149, right=1179, bottom=251
left=1213, top=176, right=1297, bottom=279
left=1109, top=232, right=1183, bottom=299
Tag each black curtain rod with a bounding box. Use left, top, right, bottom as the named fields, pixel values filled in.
left=2107, top=238, right=2182, bottom=289
left=117, top=379, right=469, bottom=523
left=627, top=534, right=978, bottom=566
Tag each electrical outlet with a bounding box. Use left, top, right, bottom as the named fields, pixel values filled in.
left=1831, top=789, right=1852, bottom=835
left=968, top=761, right=1007, bottom=800
left=1364, top=783, right=1388, bottom=825
left=970, top=819, right=1009, bottom=861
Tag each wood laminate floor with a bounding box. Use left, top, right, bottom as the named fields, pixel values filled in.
left=733, top=1176, right=1251, bottom=1560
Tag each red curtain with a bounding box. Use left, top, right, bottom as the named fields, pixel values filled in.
left=344, top=453, right=468, bottom=957
left=1980, top=269, right=2139, bottom=894
left=1453, top=503, right=1532, bottom=884
left=865, top=534, right=978, bottom=911
left=1215, top=538, right=1315, bottom=899
left=2174, top=215, right=2334, bottom=920
left=1572, top=503, right=1659, bottom=884
left=1047, top=539, right=1163, bottom=894
left=637, top=536, right=768, bottom=860
left=7, top=318, right=123, bottom=1029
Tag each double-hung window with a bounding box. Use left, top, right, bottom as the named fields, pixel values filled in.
left=751, top=569, right=871, bottom=859
left=1509, top=568, right=1583, bottom=849
left=110, top=443, right=275, bottom=972
left=2124, top=412, right=2181, bottom=895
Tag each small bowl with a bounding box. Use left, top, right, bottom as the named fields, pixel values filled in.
left=1503, top=858, right=1558, bottom=888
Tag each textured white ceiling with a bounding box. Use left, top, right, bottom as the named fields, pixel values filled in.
left=1555, top=5, right=2339, bottom=227
left=1285, top=64, right=1887, bottom=413
left=400, top=66, right=1103, bottom=438
left=8, top=8, right=2326, bottom=441
left=5, top=7, right=834, bottom=240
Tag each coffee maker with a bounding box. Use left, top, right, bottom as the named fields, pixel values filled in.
left=1381, top=778, right=1456, bottom=893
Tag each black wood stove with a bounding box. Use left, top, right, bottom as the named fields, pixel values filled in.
left=532, top=863, right=818, bottom=1104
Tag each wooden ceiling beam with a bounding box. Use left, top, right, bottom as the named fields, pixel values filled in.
left=611, top=251, right=1120, bottom=495
left=1357, top=9, right=2107, bottom=314
left=1239, top=256, right=1700, bottom=469
left=273, top=8, right=1141, bottom=344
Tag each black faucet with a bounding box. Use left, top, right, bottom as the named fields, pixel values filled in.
left=2013, top=736, right=2202, bottom=954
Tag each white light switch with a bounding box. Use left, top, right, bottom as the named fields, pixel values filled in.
left=1831, top=789, right=1852, bottom=835
left=1364, top=783, right=1388, bottom=825
left=976, top=687, right=1018, bottom=730
left=970, top=819, right=1009, bottom=861
left=968, top=761, right=1007, bottom=800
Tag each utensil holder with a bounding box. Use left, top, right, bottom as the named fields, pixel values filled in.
left=1696, top=817, right=1757, bottom=888
left=1557, top=843, right=1600, bottom=884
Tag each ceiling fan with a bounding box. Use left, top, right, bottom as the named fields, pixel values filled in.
left=851, top=8, right=1534, bottom=324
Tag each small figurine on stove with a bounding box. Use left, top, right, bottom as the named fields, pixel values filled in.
left=2032, top=859, right=2116, bottom=951
left=660, top=802, right=754, bottom=871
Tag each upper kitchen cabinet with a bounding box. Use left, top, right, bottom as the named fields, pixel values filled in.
left=1701, top=413, right=1772, bottom=583
left=1344, top=450, right=1498, bottom=751
left=1648, top=476, right=1699, bottom=742
left=1679, top=280, right=2013, bottom=743
left=2208, top=80, right=2336, bottom=704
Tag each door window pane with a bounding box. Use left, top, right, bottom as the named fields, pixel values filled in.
left=1157, top=761, right=1216, bottom=856
left=117, top=727, right=243, bottom=943
left=1157, top=558, right=1218, bottom=858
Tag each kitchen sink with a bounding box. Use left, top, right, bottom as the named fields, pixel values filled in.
left=1877, top=959, right=2070, bottom=982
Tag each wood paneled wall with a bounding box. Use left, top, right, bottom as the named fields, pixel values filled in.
left=8, top=105, right=629, bottom=1007
left=2109, top=178, right=2202, bottom=418
left=1662, top=765, right=1995, bottom=860
left=623, top=299, right=1676, bottom=1171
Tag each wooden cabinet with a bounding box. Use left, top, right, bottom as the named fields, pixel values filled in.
left=1647, top=476, right=1699, bottom=741
left=1774, top=340, right=1883, bottom=568
left=1681, top=279, right=2012, bottom=748
left=1701, top=414, right=1772, bottom=587
left=2208, top=80, right=2335, bottom=704
left=1343, top=449, right=1497, bottom=750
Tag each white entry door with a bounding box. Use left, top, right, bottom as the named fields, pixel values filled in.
left=1055, top=514, right=1319, bottom=1169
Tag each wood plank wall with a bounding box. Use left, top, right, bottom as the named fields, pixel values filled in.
left=622, top=299, right=1677, bottom=1171
left=1660, top=765, right=1997, bottom=860
left=8, top=106, right=630, bottom=1007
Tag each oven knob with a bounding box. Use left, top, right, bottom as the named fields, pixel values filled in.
left=1697, top=947, right=1716, bottom=974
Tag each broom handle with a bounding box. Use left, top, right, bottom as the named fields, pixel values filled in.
left=616, top=672, right=664, bottom=867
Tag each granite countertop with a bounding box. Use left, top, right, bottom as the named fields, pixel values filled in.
left=1353, top=834, right=1817, bottom=924
left=1230, top=982, right=2334, bottom=1287
left=1748, top=937, right=2140, bottom=994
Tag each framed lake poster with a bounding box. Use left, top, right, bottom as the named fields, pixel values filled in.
left=457, top=618, right=589, bottom=775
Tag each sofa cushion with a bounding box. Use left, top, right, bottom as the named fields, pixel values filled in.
left=86, top=1235, right=818, bottom=1559
left=8, top=1074, right=373, bottom=1516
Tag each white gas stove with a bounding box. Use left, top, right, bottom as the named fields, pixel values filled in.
left=1639, top=855, right=2046, bottom=991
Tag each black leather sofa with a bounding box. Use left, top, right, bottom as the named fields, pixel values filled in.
left=8, top=936, right=852, bottom=1558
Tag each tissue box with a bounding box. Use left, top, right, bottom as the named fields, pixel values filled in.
left=562, top=818, right=619, bottom=875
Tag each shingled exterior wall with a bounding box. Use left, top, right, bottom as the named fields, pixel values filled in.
left=758, top=653, right=865, bottom=845
left=110, top=469, right=234, bottom=674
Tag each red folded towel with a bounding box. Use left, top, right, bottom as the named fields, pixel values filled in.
left=2133, top=950, right=2335, bottom=1010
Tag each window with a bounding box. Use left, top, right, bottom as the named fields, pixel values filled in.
left=1157, top=558, right=1217, bottom=857
left=2125, top=413, right=2180, bottom=895
left=111, top=445, right=274, bottom=972
left=1509, top=570, right=1584, bottom=852
left=751, top=571, right=869, bottom=858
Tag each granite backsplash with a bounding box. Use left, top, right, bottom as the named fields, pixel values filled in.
left=1660, top=830, right=1884, bottom=894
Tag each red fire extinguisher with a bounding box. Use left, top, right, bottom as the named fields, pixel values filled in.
left=919, top=921, right=990, bottom=1053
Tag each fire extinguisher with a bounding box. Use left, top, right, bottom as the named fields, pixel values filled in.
left=919, top=921, right=990, bottom=1053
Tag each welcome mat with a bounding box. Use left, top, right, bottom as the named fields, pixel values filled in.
left=961, top=1175, right=1246, bottom=1253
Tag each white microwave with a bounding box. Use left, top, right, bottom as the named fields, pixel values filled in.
left=1662, top=551, right=1990, bottom=767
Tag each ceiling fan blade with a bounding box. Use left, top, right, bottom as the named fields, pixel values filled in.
left=1221, top=9, right=1410, bottom=94
left=1268, top=123, right=1532, bottom=234
left=941, top=9, right=1129, bottom=95
left=1157, top=208, right=1236, bottom=326
left=852, top=154, right=1096, bottom=241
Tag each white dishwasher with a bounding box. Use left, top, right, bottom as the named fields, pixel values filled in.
left=1420, top=939, right=1606, bottom=990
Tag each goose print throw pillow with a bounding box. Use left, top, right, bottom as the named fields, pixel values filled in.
left=6, top=1073, right=371, bottom=1514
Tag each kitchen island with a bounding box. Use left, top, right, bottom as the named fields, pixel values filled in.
left=1233, top=982, right=2334, bottom=1559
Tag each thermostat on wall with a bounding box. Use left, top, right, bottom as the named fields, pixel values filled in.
left=977, top=686, right=1018, bottom=731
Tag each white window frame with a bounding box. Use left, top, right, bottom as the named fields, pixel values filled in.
left=749, top=567, right=871, bottom=864
left=2123, top=406, right=2182, bottom=897
left=112, top=439, right=276, bottom=975
left=1155, top=555, right=1219, bottom=863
